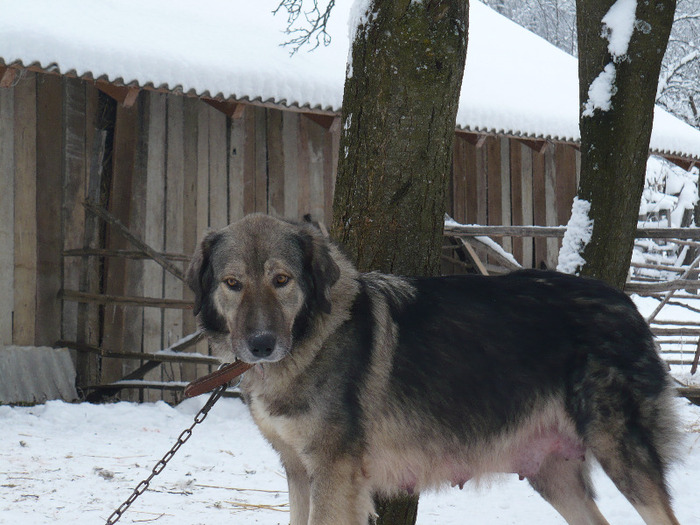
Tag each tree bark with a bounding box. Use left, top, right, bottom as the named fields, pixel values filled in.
left=332, top=0, right=468, bottom=277
left=330, top=0, right=468, bottom=523
left=576, top=0, right=676, bottom=289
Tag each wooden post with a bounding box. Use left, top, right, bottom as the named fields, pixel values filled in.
left=13, top=72, right=37, bottom=346
left=35, top=74, right=63, bottom=346
left=0, top=81, right=14, bottom=344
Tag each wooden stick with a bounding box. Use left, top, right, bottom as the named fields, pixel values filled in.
left=83, top=200, right=186, bottom=282
left=62, top=248, right=190, bottom=261
left=61, top=289, right=192, bottom=309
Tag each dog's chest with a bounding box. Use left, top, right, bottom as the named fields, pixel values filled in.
left=247, top=393, right=316, bottom=452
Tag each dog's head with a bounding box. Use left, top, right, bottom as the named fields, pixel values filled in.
left=186, top=214, right=340, bottom=364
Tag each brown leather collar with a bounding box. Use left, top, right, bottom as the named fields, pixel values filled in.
left=184, top=360, right=254, bottom=398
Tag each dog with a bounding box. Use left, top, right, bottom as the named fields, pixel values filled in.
left=186, top=213, right=681, bottom=525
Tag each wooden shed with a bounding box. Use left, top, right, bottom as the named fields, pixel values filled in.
left=2, top=0, right=700, bottom=400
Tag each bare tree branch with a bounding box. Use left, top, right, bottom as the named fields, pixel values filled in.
left=274, top=0, right=336, bottom=55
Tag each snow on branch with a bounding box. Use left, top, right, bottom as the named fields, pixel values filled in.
left=557, top=197, right=594, bottom=275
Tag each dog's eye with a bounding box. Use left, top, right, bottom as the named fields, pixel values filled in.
left=224, top=277, right=242, bottom=291
left=274, top=274, right=290, bottom=287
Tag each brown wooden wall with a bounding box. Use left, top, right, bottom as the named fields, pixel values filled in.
left=449, top=134, right=580, bottom=270
left=0, top=71, right=581, bottom=399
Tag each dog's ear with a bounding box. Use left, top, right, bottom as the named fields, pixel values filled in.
left=186, top=231, right=221, bottom=316
left=301, top=231, right=340, bottom=315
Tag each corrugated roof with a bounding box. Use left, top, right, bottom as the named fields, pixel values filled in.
left=1, top=0, right=699, bottom=160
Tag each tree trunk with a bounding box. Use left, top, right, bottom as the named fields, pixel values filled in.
left=330, top=0, right=469, bottom=523
left=575, top=0, right=676, bottom=289
left=332, top=0, right=468, bottom=277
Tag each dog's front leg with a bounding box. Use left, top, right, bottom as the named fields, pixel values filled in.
left=282, top=454, right=311, bottom=525
left=308, top=458, right=372, bottom=525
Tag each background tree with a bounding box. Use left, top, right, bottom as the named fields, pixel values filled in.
left=574, top=0, right=676, bottom=288
left=277, top=0, right=469, bottom=523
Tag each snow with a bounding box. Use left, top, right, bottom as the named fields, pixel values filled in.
left=601, top=0, right=637, bottom=58
left=1, top=0, right=700, bottom=160
left=582, top=63, right=617, bottom=117
left=1, top=391, right=699, bottom=524
left=556, top=197, right=594, bottom=274
left=581, top=0, right=638, bottom=118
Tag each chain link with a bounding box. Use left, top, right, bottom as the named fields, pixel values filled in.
left=104, top=385, right=226, bottom=525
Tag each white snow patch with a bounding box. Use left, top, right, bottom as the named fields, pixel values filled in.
left=602, top=0, right=637, bottom=59
left=582, top=63, right=617, bottom=117
left=557, top=197, right=594, bottom=275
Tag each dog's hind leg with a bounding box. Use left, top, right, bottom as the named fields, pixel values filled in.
left=588, top=436, right=681, bottom=525
left=528, top=455, right=610, bottom=525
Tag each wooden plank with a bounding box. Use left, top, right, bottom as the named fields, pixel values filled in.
left=326, top=116, right=340, bottom=226
left=475, top=139, right=488, bottom=226
left=13, top=72, right=37, bottom=346
left=500, top=137, right=512, bottom=254
left=196, top=100, right=210, bottom=236
left=35, top=74, right=63, bottom=346
left=164, top=95, right=186, bottom=401
left=267, top=108, right=285, bottom=217
left=183, top=97, right=204, bottom=382
left=208, top=105, right=227, bottom=227
left=78, top=83, right=103, bottom=386
left=143, top=92, right=166, bottom=358
left=305, top=116, right=326, bottom=221
left=283, top=112, right=300, bottom=219
left=61, top=78, right=88, bottom=344
left=451, top=136, right=467, bottom=223
left=229, top=105, right=245, bottom=222
left=101, top=101, right=139, bottom=383
left=544, top=145, right=558, bottom=269
left=532, top=149, right=547, bottom=268
left=555, top=144, right=578, bottom=225
left=509, top=139, right=523, bottom=264
left=254, top=107, right=268, bottom=213
left=61, top=290, right=192, bottom=309
left=243, top=107, right=257, bottom=215
left=0, top=65, right=17, bottom=88
left=486, top=137, right=502, bottom=263
left=0, top=82, right=14, bottom=344
left=520, top=144, right=534, bottom=268
left=465, top=141, right=478, bottom=225
left=297, top=115, right=312, bottom=217
left=120, top=95, right=148, bottom=399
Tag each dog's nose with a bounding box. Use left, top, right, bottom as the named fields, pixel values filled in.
left=248, top=332, right=276, bottom=359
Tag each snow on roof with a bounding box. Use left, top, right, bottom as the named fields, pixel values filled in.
left=1, top=0, right=699, bottom=160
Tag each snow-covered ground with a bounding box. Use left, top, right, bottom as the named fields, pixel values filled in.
left=0, top=393, right=699, bottom=525
left=2, top=298, right=700, bottom=524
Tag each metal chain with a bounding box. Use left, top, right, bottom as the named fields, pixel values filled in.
left=104, top=385, right=226, bottom=525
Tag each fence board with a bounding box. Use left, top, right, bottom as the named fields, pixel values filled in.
left=452, top=136, right=467, bottom=223
left=143, top=92, right=166, bottom=358
left=61, top=78, right=88, bottom=344
left=13, top=73, right=37, bottom=346
left=182, top=97, right=205, bottom=380
left=544, top=146, right=558, bottom=268
left=243, top=107, right=257, bottom=215
left=101, top=102, right=139, bottom=383
left=555, top=144, right=578, bottom=225
left=283, top=112, right=300, bottom=219
left=532, top=149, right=547, bottom=268
left=509, top=140, right=523, bottom=263
left=163, top=96, right=185, bottom=401
left=305, top=116, right=326, bottom=222
left=465, top=141, right=478, bottom=225
left=500, top=138, right=512, bottom=253
left=267, top=109, right=285, bottom=218
left=298, top=115, right=312, bottom=217
left=520, top=144, right=534, bottom=268
left=229, top=108, right=245, bottom=222
left=36, top=74, right=63, bottom=346
left=208, top=106, right=227, bottom=227
left=254, top=107, right=268, bottom=213
left=0, top=85, right=15, bottom=345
